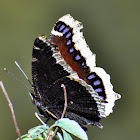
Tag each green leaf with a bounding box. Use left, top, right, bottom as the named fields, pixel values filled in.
left=57, top=132, right=64, bottom=140
left=28, top=125, right=49, bottom=138
left=17, top=125, right=50, bottom=140
left=62, top=129, right=73, bottom=140
left=16, top=134, right=31, bottom=140
left=53, top=118, right=88, bottom=140
left=21, top=138, right=33, bottom=140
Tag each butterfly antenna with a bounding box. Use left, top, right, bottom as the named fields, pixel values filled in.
left=15, top=61, right=32, bottom=86
left=4, top=67, right=30, bottom=90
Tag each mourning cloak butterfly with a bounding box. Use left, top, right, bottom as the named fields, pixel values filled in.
left=31, top=14, right=121, bottom=128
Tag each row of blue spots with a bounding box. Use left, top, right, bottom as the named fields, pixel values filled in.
left=57, top=23, right=71, bottom=37
left=58, top=24, right=72, bottom=39
left=88, top=74, right=104, bottom=94
left=57, top=23, right=88, bottom=69
left=87, top=73, right=103, bottom=93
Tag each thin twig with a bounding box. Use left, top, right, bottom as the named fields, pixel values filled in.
left=61, top=84, right=67, bottom=119
left=48, top=84, right=67, bottom=140
left=35, top=112, right=46, bottom=126
left=0, top=81, right=22, bottom=140
left=47, top=125, right=53, bottom=140
left=45, top=109, right=58, bottom=120
left=50, top=127, right=58, bottom=139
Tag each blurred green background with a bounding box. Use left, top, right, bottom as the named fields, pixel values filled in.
left=0, top=0, right=139, bottom=140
